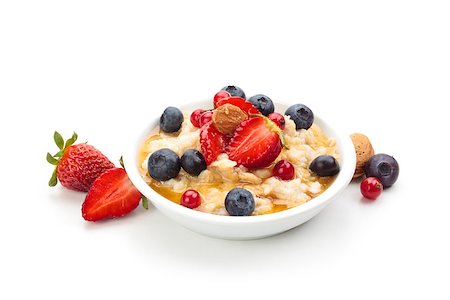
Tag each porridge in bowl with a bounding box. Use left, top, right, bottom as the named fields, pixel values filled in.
left=138, top=87, right=340, bottom=216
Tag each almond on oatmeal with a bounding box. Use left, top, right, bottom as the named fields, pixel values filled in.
left=212, top=103, right=248, bottom=135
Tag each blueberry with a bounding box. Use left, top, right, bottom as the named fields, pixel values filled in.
left=225, top=188, right=255, bottom=216
left=160, top=107, right=184, bottom=133
left=181, top=149, right=207, bottom=176
left=248, top=94, right=274, bottom=116
left=148, top=148, right=181, bottom=181
left=285, top=104, right=314, bottom=130
left=309, top=155, right=340, bottom=177
left=364, top=154, right=399, bottom=188
left=221, top=85, right=246, bottom=99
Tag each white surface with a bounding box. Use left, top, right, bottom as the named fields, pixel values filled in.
left=124, top=100, right=357, bottom=240
left=1, top=0, right=449, bottom=299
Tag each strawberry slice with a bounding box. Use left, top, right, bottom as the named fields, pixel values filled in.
left=82, top=168, right=142, bottom=221
left=215, top=97, right=260, bottom=115
left=226, top=116, right=283, bottom=169
left=200, top=122, right=225, bottom=165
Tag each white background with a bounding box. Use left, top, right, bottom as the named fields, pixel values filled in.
left=1, top=1, right=449, bottom=299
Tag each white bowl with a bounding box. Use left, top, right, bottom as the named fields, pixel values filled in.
left=124, top=100, right=356, bottom=240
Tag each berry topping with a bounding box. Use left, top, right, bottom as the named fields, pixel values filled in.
left=221, top=85, right=246, bottom=99
left=198, top=111, right=213, bottom=127
left=181, top=189, right=202, bottom=209
left=215, top=96, right=260, bottom=116
left=190, top=109, right=205, bottom=128
left=181, top=149, right=207, bottom=176
left=160, top=106, right=184, bottom=133
left=309, top=155, right=340, bottom=177
left=360, top=177, right=383, bottom=200
left=200, top=122, right=225, bottom=165
left=248, top=94, right=274, bottom=116
left=364, top=154, right=399, bottom=188
left=47, top=131, right=114, bottom=192
left=212, top=103, right=248, bottom=135
left=213, top=90, right=231, bottom=108
left=285, top=104, right=314, bottom=130
left=268, top=112, right=285, bottom=129
left=226, top=116, right=283, bottom=169
left=273, top=160, right=295, bottom=180
left=148, top=148, right=181, bottom=181
left=82, top=168, right=142, bottom=221
left=225, top=188, right=255, bottom=216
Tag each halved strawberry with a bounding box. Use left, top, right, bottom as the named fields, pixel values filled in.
left=200, top=122, right=225, bottom=165
left=215, top=97, right=260, bottom=115
left=82, top=168, right=142, bottom=221
left=226, top=116, right=283, bottom=169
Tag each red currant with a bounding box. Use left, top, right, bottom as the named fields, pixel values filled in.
left=268, top=112, right=285, bottom=130
left=181, top=189, right=202, bottom=209
left=190, top=109, right=205, bottom=128
left=273, top=160, right=295, bottom=180
left=360, top=177, right=383, bottom=200
left=213, top=90, right=231, bottom=108
left=199, top=111, right=213, bottom=127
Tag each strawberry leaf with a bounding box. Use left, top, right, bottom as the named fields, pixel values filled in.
left=119, top=156, right=124, bottom=168
left=46, top=153, right=59, bottom=165
left=64, top=132, right=78, bottom=148
left=54, top=131, right=64, bottom=150
left=142, top=195, right=149, bottom=209
left=48, top=168, right=58, bottom=187
left=53, top=150, right=64, bottom=157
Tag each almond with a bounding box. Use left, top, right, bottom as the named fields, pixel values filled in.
left=350, top=133, right=375, bottom=179
left=212, top=104, right=248, bottom=135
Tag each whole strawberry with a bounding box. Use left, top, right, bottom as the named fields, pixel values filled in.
left=47, top=131, right=115, bottom=192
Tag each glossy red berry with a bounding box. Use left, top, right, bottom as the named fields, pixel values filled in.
left=181, top=189, right=202, bottom=209
left=214, top=90, right=231, bottom=108
left=273, top=160, right=295, bottom=180
left=268, top=113, right=285, bottom=129
left=360, top=177, right=383, bottom=200
left=190, top=109, right=205, bottom=128
left=199, top=111, right=213, bottom=127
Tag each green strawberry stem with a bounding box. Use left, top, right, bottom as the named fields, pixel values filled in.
left=142, top=195, right=149, bottom=209
left=47, top=131, right=78, bottom=187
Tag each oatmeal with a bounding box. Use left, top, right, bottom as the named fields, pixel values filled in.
left=139, top=111, right=338, bottom=216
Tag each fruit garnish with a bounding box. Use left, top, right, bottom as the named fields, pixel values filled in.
left=268, top=112, right=286, bottom=130
left=181, top=190, right=202, bottom=209
left=285, top=104, right=314, bottom=130
left=82, top=168, right=142, bottom=221
left=160, top=106, right=184, bottom=133
left=364, top=154, right=399, bottom=188
left=200, top=122, right=225, bottom=165
left=248, top=94, right=274, bottom=116
left=212, top=103, right=248, bottom=135
left=273, top=160, right=295, bottom=180
left=221, top=85, right=246, bottom=99
left=309, top=155, right=340, bottom=177
left=226, top=115, right=283, bottom=169
left=213, top=90, right=231, bottom=108
left=47, top=131, right=114, bottom=192
left=190, top=109, right=205, bottom=128
left=360, top=177, right=383, bottom=200
left=148, top=148, right=181, bottom=181
left=198, top=111, right=213, bottom=127
left=215, top=97, right=260, bottom=116
left=181, top=149, right=207, bottom=176
left=225, top=188, right=255, bottom=216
